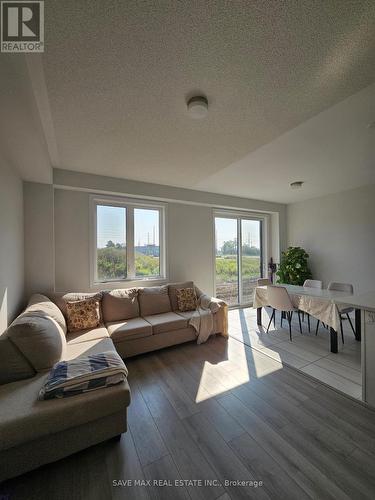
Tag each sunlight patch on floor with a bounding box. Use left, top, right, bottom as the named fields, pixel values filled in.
left=195, top=336, right=282, bottom=402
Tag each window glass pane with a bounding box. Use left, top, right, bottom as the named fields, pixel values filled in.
left=241, top=219, right=261, bottom=303
left=215, top=217, right=239, bottom=306
left=96, top=205, right=126, bottom=280
left=134, top=208, right=160, bottom=277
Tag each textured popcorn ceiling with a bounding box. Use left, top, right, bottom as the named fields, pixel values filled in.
left=42, top=1, right=375, bottom=202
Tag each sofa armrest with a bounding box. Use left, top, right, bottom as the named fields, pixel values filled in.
left=194, top=287, right=228, bottom=337
left=198, top=293, right=226, bottom=313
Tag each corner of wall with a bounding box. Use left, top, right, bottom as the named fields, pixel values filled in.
left=0, top=162, right=24, bottom=332
left=23, top=181, right=55, bottom=298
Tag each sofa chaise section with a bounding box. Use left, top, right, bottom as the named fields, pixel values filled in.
left=0, top=296, right=130, bottom=482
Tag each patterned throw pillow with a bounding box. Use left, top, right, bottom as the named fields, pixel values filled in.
left=66, top=298, right=101, bottom=332
left=176, top=288, right=197, bottom=312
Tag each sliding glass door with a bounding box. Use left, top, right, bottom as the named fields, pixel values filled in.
left=215, top=214, right=263, bottom=306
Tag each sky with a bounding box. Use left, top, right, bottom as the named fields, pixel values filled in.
left=215, top=217, right=260, bottom=249
left=97, top=205, right=159, bottom=248
left=97, top=206, right=259, bottom=250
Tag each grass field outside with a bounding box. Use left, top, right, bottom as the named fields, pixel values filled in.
left=216, top=255, right=261, bottom=305
left=97, top=246, right=260, bottom=305
left=97, top=247, right=160, bottom=280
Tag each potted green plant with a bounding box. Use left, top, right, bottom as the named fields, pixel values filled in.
left=276, top=246, right=312, bottom=285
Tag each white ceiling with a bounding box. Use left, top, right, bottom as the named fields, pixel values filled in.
left=34, top=1, right=375, bottom=201
left=0, top=56, right=51, bottom=183
left=196, top=83, right=375, bottom=203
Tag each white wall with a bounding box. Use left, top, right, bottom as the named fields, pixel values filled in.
left=51, top=170, right=286, bottom=295
left=287, top=184, right=375, bottom=293
left=53, top=168, right=287, bottom=216
left=24, top=182, right=55, bottom=296
left=0, top=56, right=53, bottom=332
left=54, top=189, right=91, bottom=292
left=168, top=203, right=215, bottom=294
left=0, top=162, right=24, bottom=333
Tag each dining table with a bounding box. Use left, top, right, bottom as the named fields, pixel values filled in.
left=253, top=284, right=361, bottom=353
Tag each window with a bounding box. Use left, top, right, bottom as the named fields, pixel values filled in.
left=93, top=197, right=165, bottom=283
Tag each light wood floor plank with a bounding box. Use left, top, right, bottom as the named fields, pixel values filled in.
left=228, top=432, right=311, bottom=500
left=133, top=356, right=225, bottom=500
left=183, top=412, right=271, bottom=500
left=104, top=428, right=151, bottom=500
left=218, top=392, right=352, bottom=500
left=127, top=378, right=169, bottom=467
left=279, top=420, right=375, bottom=499
left=146, top=354, right=200, bottom=419
left=159, top=346, right=247, bottom=442
left=232, top=374, right=375, bottom=467
left=143, top=455, right=190, bottom=500
left=296, top=396, right=375, bottom=456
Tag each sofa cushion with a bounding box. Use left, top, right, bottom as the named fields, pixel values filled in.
left=27, top=294, right=67, bottom=335
left=175, top=310, right=196, bottom=321
left=143, top=312, right=188, bottom=334
left=168, top=281, right=194, bottom=310
left=0, top=338, right=130, bottom=451
left=0, top=294, right=66, bottom=383
left=102, top=288, right=139, bottom=322
left=64, top=336, right=116, bottom=360
left=6, top=312, right=66, bottom=372
left=66, top=326, right=109, bottom=345
left=66, top=297, right=101, bottom=332
left=138, top=285, right=171, bottom=316
left=106, top=318, right=152, bottom=342
left=0, top=334, right=35, bottom=385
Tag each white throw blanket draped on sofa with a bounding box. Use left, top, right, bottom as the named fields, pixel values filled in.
left=189, top=294, right=221, bottom=344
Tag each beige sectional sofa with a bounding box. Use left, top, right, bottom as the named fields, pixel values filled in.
left=0, top=282, right=227, bottom=481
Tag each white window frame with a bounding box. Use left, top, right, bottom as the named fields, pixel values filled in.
left=90, top=194, right=167, bottom=287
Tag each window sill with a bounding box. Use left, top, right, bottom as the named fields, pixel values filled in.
left=90, top=276, right=168, bottom=290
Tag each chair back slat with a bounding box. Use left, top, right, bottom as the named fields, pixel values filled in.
left=303, top=279, right=323, bottom=289
left=327, top=282, right=353, bottom=294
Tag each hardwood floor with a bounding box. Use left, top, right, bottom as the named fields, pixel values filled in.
left=2, top=334, right=375, bottom=500
left=229, top=307, right=362, bottom=399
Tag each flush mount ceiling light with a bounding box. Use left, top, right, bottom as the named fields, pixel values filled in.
left=290, top=181, right=304, bottom=189
left=187, top=96, right=208, bottom=119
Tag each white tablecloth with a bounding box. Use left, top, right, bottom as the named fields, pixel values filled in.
left=253, top=285, right=350, bottom=332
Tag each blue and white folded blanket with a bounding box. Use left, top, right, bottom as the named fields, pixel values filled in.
left=39, top=351, right=128, bottom=400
